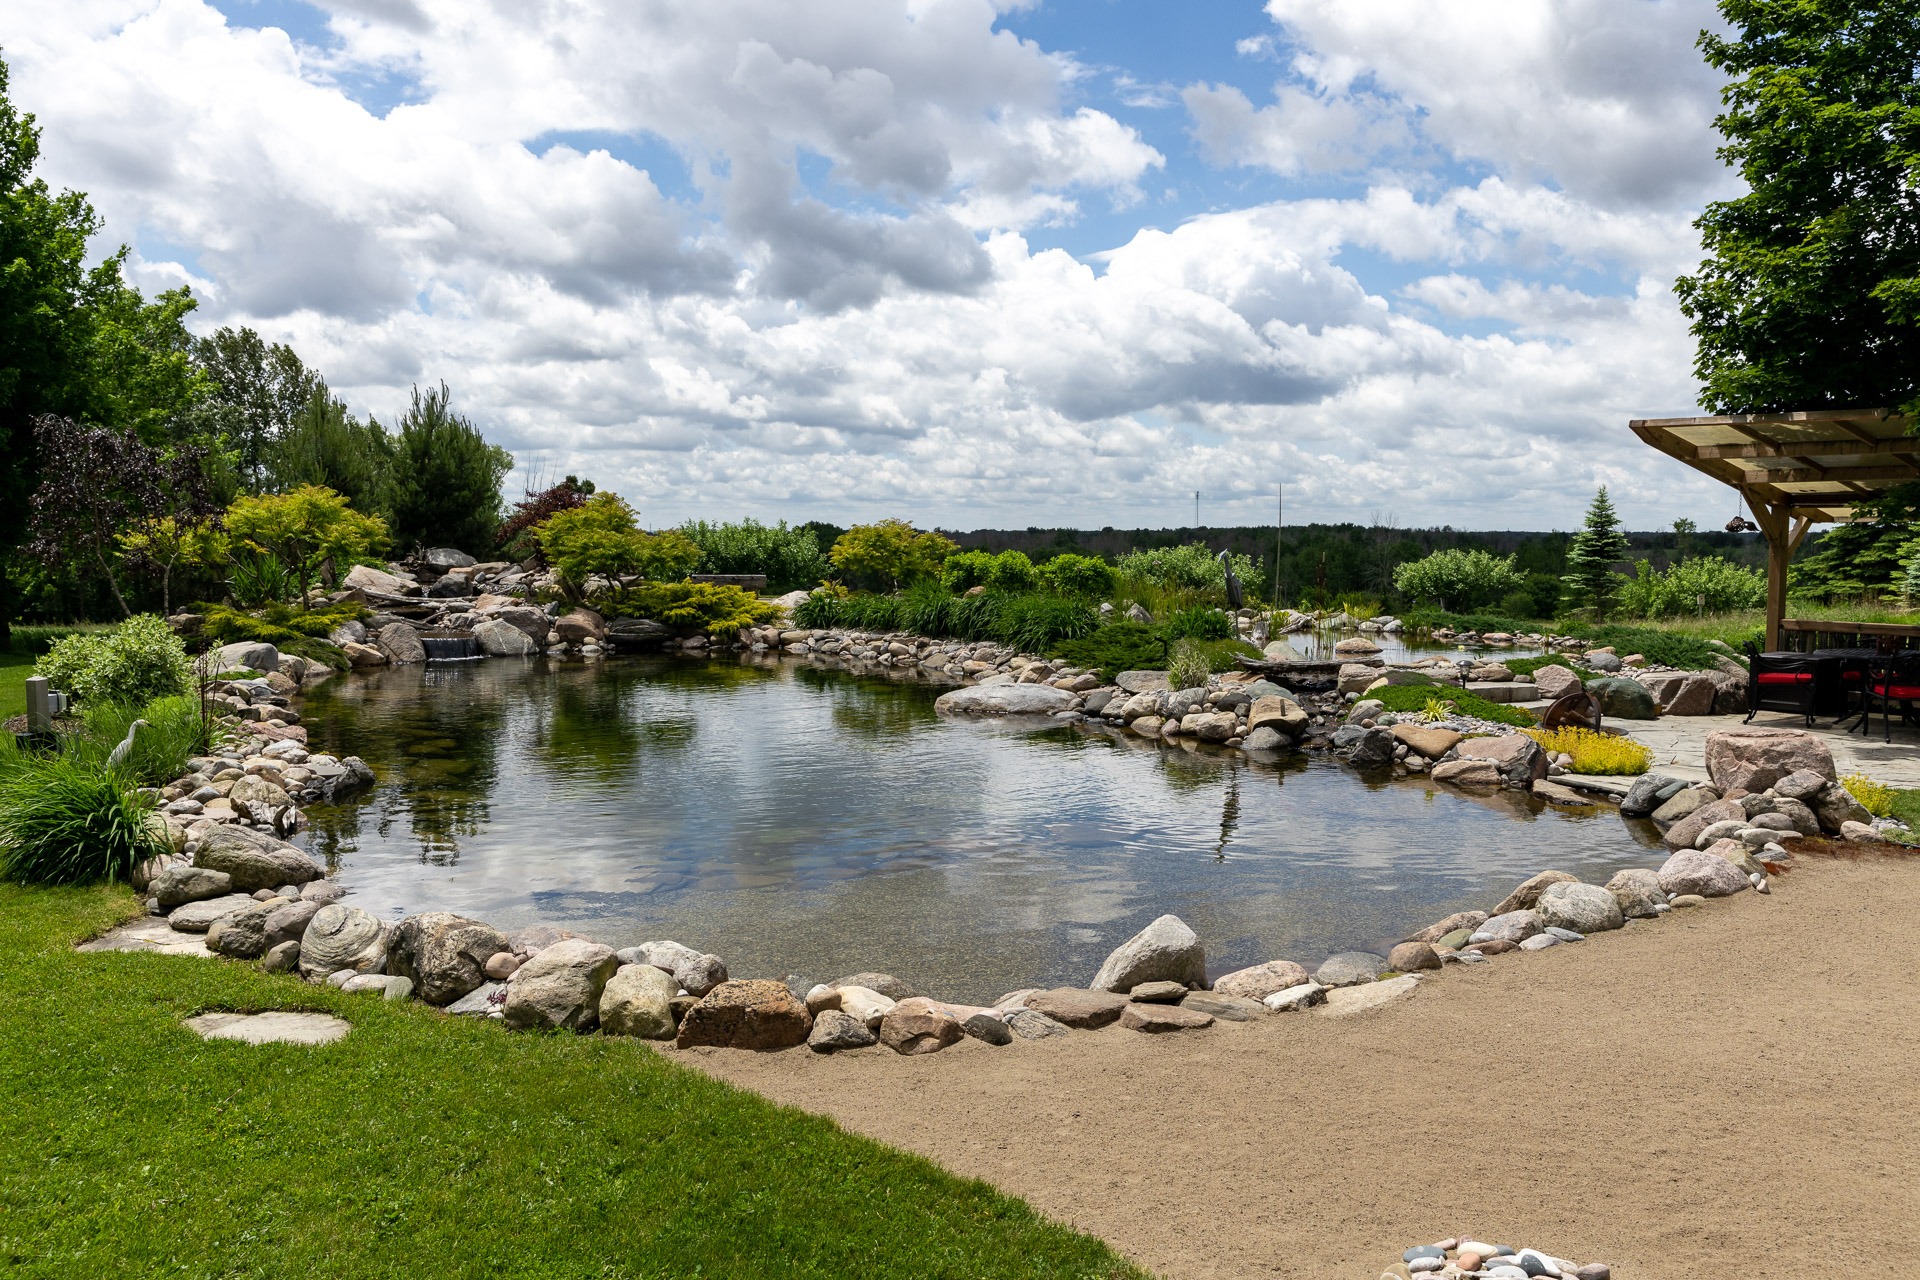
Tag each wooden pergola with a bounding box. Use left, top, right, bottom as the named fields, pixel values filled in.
left=1629, top=407, right=1916, bottom=650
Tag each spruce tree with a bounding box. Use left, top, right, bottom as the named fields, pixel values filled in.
left=1561, top=487, right=1631, bottom=620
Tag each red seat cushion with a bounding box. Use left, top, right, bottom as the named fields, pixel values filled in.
left=1756, top=672, right=1813, bottom=685
left=1870, top=683, right=1920, bottom=699
left=1841, top=670, right=1864, bottom=681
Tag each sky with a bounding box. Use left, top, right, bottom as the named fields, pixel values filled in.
left=5, top=0, right=1746, bottom=531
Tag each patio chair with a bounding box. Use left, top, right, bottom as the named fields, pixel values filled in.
left=1743, top=643, right=1818, bottom=728
left=1859, top=650, right=1920, bottom=743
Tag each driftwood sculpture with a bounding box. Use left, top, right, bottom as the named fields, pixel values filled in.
left=1218, top=550, right=1243, bottom=611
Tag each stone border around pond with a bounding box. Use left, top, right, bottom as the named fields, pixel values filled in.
left=110, top=629, right=1892, bottom=1067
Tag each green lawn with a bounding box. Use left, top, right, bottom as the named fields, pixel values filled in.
left=0, top=651, right=36, bottom=722
left=0, top=885, right=1144, bottom=1280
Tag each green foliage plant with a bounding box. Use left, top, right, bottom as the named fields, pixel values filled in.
left=938, top=550, right=996, bottom=593
left=1560, top=487, right=1631, bottom=620
left=76, top=695, right=226, bottom=787
left=994, top=595, right=1097, bottom=652
left=226, top=485, right=389, bottom=604
left=1164, top=606, right=1234, bottom=641
left=985, top=550, right=1039, bottom=592
left=35, top=614, right=191, bottom=707
left=536, top=493, right=700, bottom=603
left=1675, top=1, right=1920, bottom=416
left=0, top=752, right=166, bottom=884
left=193, top=325, right=320, bottom=493
left=1038, top=552, right=1117, bottom=599
left=498, top=476, right=594, bottom=563
left=1617, top=555, right=1767, bottom=618
left=1114, top=543, right=1259, bottom=597
left=1366, top=683, right=1537, bottom=728
left=828, top=519, right=957, bottom=591
left=387, top=382, right=514, bottom=554
left=224, top=550, right=293, bottom=609
left=1165, top=639, right=1212, bottom=691
left=679, top=518, right=830, bottom=593
left=270, top=383, right=396, bottom=519
left=1392, top=548, right=1525, bottom=612
left=1050, top=622, right=1167, bottom=681
left=1841, top=771, right=1896, bottom=819
left=604, top=583, right=778, bottom=637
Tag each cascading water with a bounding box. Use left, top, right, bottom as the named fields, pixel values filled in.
left=422, top=634, right=481, bottom=661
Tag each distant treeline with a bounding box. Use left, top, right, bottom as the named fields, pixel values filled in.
left=787, top=522, right=1773, bottom=606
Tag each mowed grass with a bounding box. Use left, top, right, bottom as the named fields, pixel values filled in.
left=0, top=885, right=1146, bottom=1280
left=0, top=651, right=37, bottom=722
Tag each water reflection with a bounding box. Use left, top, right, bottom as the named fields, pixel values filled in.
left=297, top=654, right=1663, bottom=1003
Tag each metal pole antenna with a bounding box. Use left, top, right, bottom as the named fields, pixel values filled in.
left=1194, top=491, right=1200, bottom=528
left=1274, top=483, right=1283, bottom=605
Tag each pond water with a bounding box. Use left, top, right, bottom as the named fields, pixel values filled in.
left=297, top=656, right=1660, bottom=1004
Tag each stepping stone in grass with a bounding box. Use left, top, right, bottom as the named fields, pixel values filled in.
left=184, top=1011, right=349, bottom=1046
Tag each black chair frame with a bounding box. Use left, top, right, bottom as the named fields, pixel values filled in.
left=1743, top=642, right=1819, bottom=728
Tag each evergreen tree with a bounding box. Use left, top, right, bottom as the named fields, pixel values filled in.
left=271, top=382, right=395, bottom=519
left=387, top=382, right=513, bottom=554
left=1561, top=487, right=1631, bottom=619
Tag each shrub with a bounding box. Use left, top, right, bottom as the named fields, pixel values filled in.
left=498, top=476, right=594, bottom=563
left=196, top=602, right=369, bottom=646
left=0, top=752, right=168, bottom=885
left=1364, top=684, right=1537, bottom=728
left=680, top=519, right=831, bottom=593
left=995, top=595, right=1097, bottom=652
left=1050, top=622, right=1167, bottom=681
left=1842, top=772, right=1896, bottom=819
left=1523, top=726, right=1653, bottom=776
left=1164, top=606, right=1233, bottom=641
left=939, top=550, right=996, bottom=593
left=227, top=550, right=292, bottom=610
left=605, top=582, right=780, bottom=636
left=35, top=615, right=192, bottom=707
left=829, top=520, right=957, bottom=591
left=387, top=382, right=515, bottom=554
left=1038, top=552, right=1117, bottom=600
left=78, top=696, right=227, bottom=787
left=1392, top=548, right=1524, bottom=612
left=537, top=493, right=702, bottom=601
left=1575, top=626, right=1732, bottom=671
left=1114, top=544, right=1259, bottom=596
left=1617, top=556, right=1767, bottom=619
left=226, top=485, right=389, bottom=604
left=985, top=550, right=1039, bottom=593
left=1165, top=639, right=1212, bottom=691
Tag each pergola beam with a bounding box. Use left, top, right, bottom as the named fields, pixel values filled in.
left=1635, top=407, right=1912, bottom=650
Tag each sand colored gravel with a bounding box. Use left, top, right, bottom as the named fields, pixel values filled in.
left=687, top=851, right=1920, bottom=1279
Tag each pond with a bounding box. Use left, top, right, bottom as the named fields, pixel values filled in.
left=297, top=655, right=1660, bottom=1004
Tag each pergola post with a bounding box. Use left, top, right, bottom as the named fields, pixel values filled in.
left=1745, top=493, right=1812, bottom=651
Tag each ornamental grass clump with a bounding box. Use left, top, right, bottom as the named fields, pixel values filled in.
left=0, top=752, right=167, bottom=885
left=1523, top=726, right=1652, bottom=776
left=1841, top=772, right=1896, bottom=819
left=1165, top=639, right=1211, bottom=691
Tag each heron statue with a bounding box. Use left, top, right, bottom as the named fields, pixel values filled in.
left=105, top=718, right=149, bottom=772
left=1217, top=549, right=1244, bottom=611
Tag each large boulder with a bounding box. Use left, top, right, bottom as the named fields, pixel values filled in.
left=673, top=979, right=813, bottom=1051
left=934, top=684, right=1076, bottom=716
left=1658, top=849, right=1751, bottom=897
left=623, top=940, right=728, bottom=996
left=1089, top=914, right=1206, bottom=992
left=1479, top=910, right=1544, bottom=943
left=1812, top=782, right=1872, bottom=835
left=1211, top=959, right=1311, bottom=1002
left=193, top=825, right=321, bottom=892
left=1531, top=664, right=1583, bottom=701
left=1247, top=695, right=1309, bottom=739
left=1620, top=773, right=1680, bottom=818
left=1454, top=734, right=1549, bottom=789
left=1346, top=727, right=1397, bottom=769
left=1431, top=758, right=1502, bottom=787
left=472, top=617, right=540, bottom=656
left=808, top=1009, right=879, bottom=1053
left=1705, top=727, right=1835, bottom=794
left=210, top=641, right=279, bottom=674
left=1665, top=673, right=1718, bottom=716
left=481, top=606, right=551, bottom=651
left=1662, top=797, right=1747, bottom=851
left=423, top=547, right=476, bottom=571
left=1535, top=881, right=1625, bottom=933
left=1023, top=987, right=1128, bottom=1029
left=878, top=998, right=965, bottom=1055
left=388, top=912, right=509, bottom=1006
left=375, top=622, right=427, bottom=666
left=1405, top=910, right=1488, bottom=944
left=1490, top=869, right=1578, bottom=916
left=299, top=905, right=391, bottom=979
left=1605, top=868, right=1665, bottom=918
left=553, top=609, right=606, bottom=645
left=1314, top=951, right=1387, bottom=987
left=342, top=564, right=421, bottom=597
left=1390, top=724, right=1462, bottom=759
left=208, top=898, right=317, bottom=960
left=1587, top=676, right=1657, bottom=720
left=599, top=963, right=679, bottom=1039
left=152, top=864, right=233, bottom=908
left=167, top=893, right=256, bottom=933
left=503, top=939, right=620, bottom=1032
left=342, top=641, right=387, bottom=668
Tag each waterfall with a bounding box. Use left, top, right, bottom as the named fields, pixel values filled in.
left=423, top=635, right=481, bottom=661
